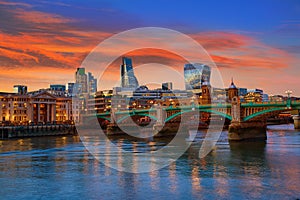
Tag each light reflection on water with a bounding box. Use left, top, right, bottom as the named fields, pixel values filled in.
left=0, top=124, right=299, bottom=200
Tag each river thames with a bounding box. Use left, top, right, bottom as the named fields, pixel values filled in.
left=0, top=124, right=299, bottom=200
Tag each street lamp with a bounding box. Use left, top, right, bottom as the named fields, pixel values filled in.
left=285, top=90, right=293, bottom=109
left=169, top=99, right=174, bottom=107
left=190, top=96, right=196, bottom=111
left=285, top=90, right=292, bottom=98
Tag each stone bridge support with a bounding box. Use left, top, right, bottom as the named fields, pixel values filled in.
left=293, top=110, right=300, bottom=129
left=228, top=121, right=267, bottom=141
left=228, top=97, right=267, bottom=141
left=106, top=108, right=120, bottom=135
left=153, top=104, right=167, bottom=133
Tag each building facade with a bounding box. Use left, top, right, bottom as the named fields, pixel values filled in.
left=120, top=57, right=139, bottom=89
left=75, top=68, right=88, bottom=93
left=88, top=72, right=97, bottom=94
left=184, top=63, right=211, bottom=94
left=67, top=82, right=75, bottom=97
left=50, top=84, right=66, bottom=96
left=162, top=82, right=173, bottom=90
left=0, top=91, right=74, bottom=125
left=13, top=85, right=28, bottom=95
left=228, top=79, right=239, bottom=102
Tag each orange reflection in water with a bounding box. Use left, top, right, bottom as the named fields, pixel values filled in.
left=191, top=165, right=201, bottom=192
left=168, top=161, right=178, bottom=194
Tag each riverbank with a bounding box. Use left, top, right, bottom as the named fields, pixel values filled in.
left=0, top=124, right=77, bottom=139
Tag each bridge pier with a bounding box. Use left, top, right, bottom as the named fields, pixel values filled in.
left=152, top=104, right=167, bottom=135
left=228, top=96, right=267, bottom=141
left=293, top=115, right=300, bottom=129
left=228, top=121, right=267, bottom=141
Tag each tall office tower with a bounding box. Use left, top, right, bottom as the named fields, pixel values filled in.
left=49, top=84, right=66, bottom=96
left=184, top=63, right=211, bottom=94
left=162, top=82, right=173, bottom=90
left=67, top=82, right=75, bottom=96
left=120, top=57, right=139, bottom=89
left=75, top=68, right=88, bottom=93
left=50, top=84, right=66, bottom=92
left=88, top=72, right=97, bottom=94
left=13, top=85, right=27, bottom=95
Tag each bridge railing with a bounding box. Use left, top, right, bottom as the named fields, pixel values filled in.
left=91, top=100, right=300, bottom=115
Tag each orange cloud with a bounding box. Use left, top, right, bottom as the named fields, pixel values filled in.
left=12, top=8, right=75, bottom=24
left=190, top=31, right=293, bottom=69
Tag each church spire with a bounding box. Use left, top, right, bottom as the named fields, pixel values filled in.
left=229, top=77, right=237, bottom=89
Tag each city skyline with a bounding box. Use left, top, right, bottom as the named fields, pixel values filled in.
left=0, top=61, right=298, bottom=99
left=0, top=1, right=299, bottom=95
left=1, top=2, right=299, bottom=199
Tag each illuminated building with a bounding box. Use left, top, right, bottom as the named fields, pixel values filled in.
left=244, top=92, right=263, bottom=103
left=0, top=89, right=74, bottom=125
left=244, top=88, right=264, bottom=103
left=87, top=90, right=113, bottom=114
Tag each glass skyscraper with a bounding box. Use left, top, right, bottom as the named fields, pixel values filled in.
left=88, top=72, right=97, bottom=94
left=75, top=68, right=88, bottom=93
left=184, top=63, right=211, bottom=93
left=120, top=57, right=139, bottom=89
left=75, top=68, right=97, bottom=94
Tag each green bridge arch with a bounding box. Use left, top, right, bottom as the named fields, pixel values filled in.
left=96, top=114, right=111, bottom=121
left=116, top=113, right=158, bottom=124
left=95, top=105, right=289, bottom=124
left=164, top=109, right=232, bottom=123
left=243, top=107, right=287, bottom=121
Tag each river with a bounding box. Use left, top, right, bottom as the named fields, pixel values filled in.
left=0, top=124, right=299, bottom=200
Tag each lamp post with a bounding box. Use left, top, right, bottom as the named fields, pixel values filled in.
left=169, top=99, right=174, bottom=107
left=285, top=90, right=292, bottom=109
left=190, top=96, right=196, bottom=111
left=285, top=90, right=292, bottom=98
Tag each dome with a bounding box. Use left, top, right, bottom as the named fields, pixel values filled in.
left=229, top=78, right=237, bottom=89
left=202, top=81, right=210, bottom=86
left=136, top=85, right=149, bottom=91
left=201, top=77, right=210, bottom=86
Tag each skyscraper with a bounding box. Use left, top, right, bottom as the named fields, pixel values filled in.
left=120, top=57, right=139, bottom=89
left=88, top=72, right=97, bottom=94
left=50, top=84, right=66, bottom=91
left=67, top=82, right=75, bottom=96
left=184, top=63, right=211, bottom=94
left=162, top=82, right=173, bottom=90
left=49, top=84, right=66, bottom=96
left=13, top=85, right=27, bottom=95
left=75, top=68, right=88, bottom=93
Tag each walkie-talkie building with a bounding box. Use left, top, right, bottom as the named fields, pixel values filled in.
left=184, top=63, right=211, bottom=94
left=120, top=57, right=139, bottom=89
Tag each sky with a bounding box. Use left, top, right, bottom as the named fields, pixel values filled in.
left=0, top=0, right=300, bottom=95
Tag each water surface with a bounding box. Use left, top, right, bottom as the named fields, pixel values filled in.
left=0, top=124, right=299, bottom=199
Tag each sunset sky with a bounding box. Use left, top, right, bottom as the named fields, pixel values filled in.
left=0, top=0, right=300, bottom=95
